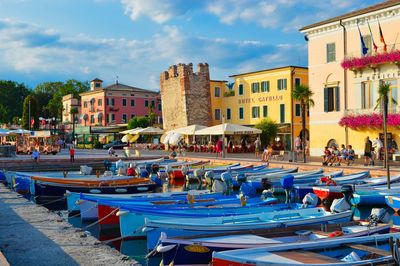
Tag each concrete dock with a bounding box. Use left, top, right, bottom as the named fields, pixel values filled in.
left=0, top=185, right=138, bottom=266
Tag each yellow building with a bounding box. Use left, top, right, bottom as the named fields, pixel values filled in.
left=300, top=1, right=400, bottom=156
left=210, top=66, right=309, bottom=150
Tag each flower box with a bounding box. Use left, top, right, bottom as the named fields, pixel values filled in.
left=341, top=50, right=400, bottom=70
left=339, top=113, right=400, bottom=129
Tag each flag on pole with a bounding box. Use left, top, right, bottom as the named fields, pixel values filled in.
left=367, top=20, right=378, bottom=53
left=378, top=19, right=387, bottom=52
left=357, top=24, right=369, bottom=56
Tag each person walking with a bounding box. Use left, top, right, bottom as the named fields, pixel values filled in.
left=364, top=136, right=373, bottom=166
left=216, top=138, right=223, bottom=158
left=69, top=146, right=75, bottom=163
left=254, top=137, right=261, bottom=158
left=32, top=148, right=40, bottom=163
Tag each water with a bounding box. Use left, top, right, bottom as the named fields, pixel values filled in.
left=66, top=182, right=400, bottom=266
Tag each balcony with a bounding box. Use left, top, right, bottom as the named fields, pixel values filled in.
left=109, top=106, right=119, bottom=112
left=341, top=43, right=400, bottom=71
left=340, top=108, right=400, bottom=130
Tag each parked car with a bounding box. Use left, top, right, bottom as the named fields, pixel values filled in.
left=103, top=140, right=128, bottom=149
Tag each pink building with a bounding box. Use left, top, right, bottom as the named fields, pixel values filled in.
left=79, top=78, right=162, bottom=126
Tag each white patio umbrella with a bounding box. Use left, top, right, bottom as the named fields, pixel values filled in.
left=194, top=123, right=262, bottom=135
left=0, top=128, right=10, bottom=136
left=135, top=127, right=164, bottom=135
left=10, top=129, right=33, bottom=135
left=167, top=124, right=207, bottom=135
left=120, top=127, right=143, bottom=134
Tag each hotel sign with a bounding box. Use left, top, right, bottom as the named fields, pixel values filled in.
left=238, top=95, right=283, bottom=104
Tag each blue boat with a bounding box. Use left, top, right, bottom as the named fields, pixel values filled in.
left=385, top=195, right=400, bottom=211
left=144, top=208, right=353, bottom=251
left=212, top=233, right=400, bottom=265
left=158, top=222, right=390, bottom=266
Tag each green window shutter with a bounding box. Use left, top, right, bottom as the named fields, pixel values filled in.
left=335, top=87, right=340, bottom=111
left=263, top=105, right=268, bottom=117
left=239, top=108, right=244, bottom=119
left=267, top=81, right=270, bottom=92
left=280, top=104, right=285, bottom=123
left=295, top=104, right=301, bottom=116
left=284, top=79, right=287, bottom=90
left=324, top=87, right=329, bottom=112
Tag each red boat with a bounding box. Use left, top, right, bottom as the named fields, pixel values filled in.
left=312, top=186, right=343, bottom=201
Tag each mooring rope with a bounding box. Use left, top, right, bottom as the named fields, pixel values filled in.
left=82, top=207, right=119, bottom=230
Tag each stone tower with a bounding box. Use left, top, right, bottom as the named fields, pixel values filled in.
left=160, top=63, right=212, bottom=131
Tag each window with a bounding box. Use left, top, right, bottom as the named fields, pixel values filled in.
left=84, top=101, right=88, bottom=108
left=226, top=108, right=231, bottom=120
left=131, top=114, right=135, bottom=118
left=98, top=116, right=102, bottom=124
left=95, top=83, right=100, bottom=88
left=214, top=87, right=221, bottom=97
left=130, top=99, right=135, bottom=107
left=326, top=43, right=336, bottom=63
left=324, top=87, right=340, bottom=112
left=239, top=107, right=244, bottom=119
left=106, top=115, right=109, bottom=123
left=252, top=106, right=260, bottom=118
left=280, top=104, right=285, bottom=123
left=251, top=83, right=259, bottom=93
left=277, top=79, right=287, bottom=90
left=145, top=100, right=149, bottom=107
left=151, top=100, right=155, bottom=107
left=106, top=98, right=109, bottom=106
left=90, top=115, right=94, bottom=124
left=111, top=98, right=115, bottom=106
left=261, top=81, right=269, bottom=92
left=295, top=104, right=301, bottom=116
left=122, top=114, right=127, bottom=123
left=295, top=78, right=301, bottom=88
left=361, top=82, right=373, bottom=109
left=263, top=105, right=268, bottom=118
left=214, top=109, right=221, bottom=120
left=97, top=99, right=102, bottom=106
left=158, top=102, right=161, bottom=111
left=238, top=84, right=244, bottom=95
left=111, top=114, right=115, bottom=121
left=122, top=99, right=127, bottom=106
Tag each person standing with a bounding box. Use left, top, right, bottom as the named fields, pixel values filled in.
left=295, top=136, right=301, bottom=153
left=216, top=138, right=223, bottom=158
left=364, top=136, right=373, bottom=166
left=32, top=148, right=40, bottom=163
left=69, top=146, right=75, bottom=163
left=254, top=137, right=261, bottom=158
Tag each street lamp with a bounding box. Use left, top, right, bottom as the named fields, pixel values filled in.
left=28, top=100, right=31, bottom=131
left=52, top=117, right=56, bottom=134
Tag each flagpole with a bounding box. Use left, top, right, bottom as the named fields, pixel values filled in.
left=28, top=100, right=31, bottom=131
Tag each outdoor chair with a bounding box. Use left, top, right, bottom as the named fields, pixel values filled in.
left=272, top=150, right=285, bottom=161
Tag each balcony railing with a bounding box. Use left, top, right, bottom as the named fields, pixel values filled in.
left=224, top=90, right=235, bottom=97
left=342, top=42, right=400, bottom=70
left=344, top=106, right=400, bottom=116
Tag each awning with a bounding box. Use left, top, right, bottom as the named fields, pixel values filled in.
left=95, top=112, right=103, bottom=119
left=167, top=124, right=207, bottom=135
left=195, top=123, right=262, bottom=135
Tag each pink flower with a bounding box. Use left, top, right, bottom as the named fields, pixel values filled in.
left=338, top=113, right=400, bottom=129
left=341, top=50, right=400, bottom=70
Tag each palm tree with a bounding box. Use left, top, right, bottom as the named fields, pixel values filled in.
left=70, top=107, right=78, bottom=143
left=292, top=84, right=314, bottom=163
left=375, top=82, right=396, bottom=189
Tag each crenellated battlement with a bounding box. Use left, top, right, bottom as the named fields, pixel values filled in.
left=160, top=63, right=209, bottom=82
left=159, top=62, right=212, bottom=131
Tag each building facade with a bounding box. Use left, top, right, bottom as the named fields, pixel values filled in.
left=160, top=63, right=212, bottom=131
left=300, top=1, right=400, bottom=155
left=210, top=66, right=309, bottom=150
left=79, top=78, right=162, bottom=126
left=62, top=94, right=80, bottom=124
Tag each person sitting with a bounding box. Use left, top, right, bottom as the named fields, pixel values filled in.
left=346, top=145, right=355, bottom=165
left=330, top=145, right=341, bottom=166
left=338, top=144, right=348, bottom=165
left=322, top=146, right=332, bottom=166
left=262, top=145, right=273, bottom=162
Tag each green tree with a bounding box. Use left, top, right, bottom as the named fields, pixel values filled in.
left=127, top=116, right=150, bottom=129
left=292, top=84, right=315, bottom=163
left=255, top=119, right=278, bottom=147
left=148, top=106, right=156, bottom=126
left=0, top=80, right=30, bottom=123
left=22, top=95, right=39, bottom=130
left=12, top=116, right=20, bottom=126
left=375, top=82, right=396, bottom=188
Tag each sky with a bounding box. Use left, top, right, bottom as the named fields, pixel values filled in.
left=0, top=0, right=382, bottom=91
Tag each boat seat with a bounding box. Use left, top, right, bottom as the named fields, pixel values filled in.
left=274, top=251, right=341, bottom=263
left=345, top=244, right=391, bottom=257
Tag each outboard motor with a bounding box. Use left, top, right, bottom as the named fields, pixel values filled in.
left=261, top=189, right=274, bottom=200
left=330, top=185, right=353, bottom=213
left=280, top=174, right=294, bottom=204
left=103, top=160, right=112, bottom=171
left=193, top=168, right=205, bottom=181
left=212, top=179, right=227, bottom=193
left=369, top=208, right=390, bottom=224
left=240, top=182, right=256, bottom=198
left=301, top=193, right=319, bottom=208
left=261, top=178, right=272, bottom=190
left=145, top=163, right=152, bottom=174
left=204, top=170, right=214, bottom=186
left=151, top=164, right=159, bottom=174
left=221, top=171, right=233, bottom=189
left=140, top=169, right=149, bottom=178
